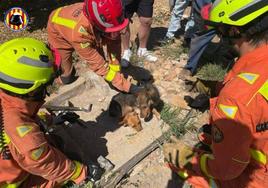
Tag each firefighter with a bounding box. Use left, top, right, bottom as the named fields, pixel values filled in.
left=47, top=0, right=140, bottom=94
left=0, top=38, right=102, bottom=188
left=164, top=0, right=268, bottom=187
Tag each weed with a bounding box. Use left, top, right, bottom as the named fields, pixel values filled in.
left=160, top=104, right=186, bottom=138
left=196, top=63, right=228, bottom=81
left=157, top=41, right=188, bottom=61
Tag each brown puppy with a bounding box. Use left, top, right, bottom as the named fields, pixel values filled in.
left=109, top=83, right=161, bottom=131
left=118, top=111, right=142, bottom=132
left=109, top=93, right=142, bottom=131
left=135, top=83, right=161, bottom=120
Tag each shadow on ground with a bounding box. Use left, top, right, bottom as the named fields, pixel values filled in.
left=48, top=109, right=121, bottom=164
left=166, top=172, right=184, bottom=188
left=121, top=64, right=154, bottom=83
left=147, top=26, right=167, bottom=50
left=0, top=0, right=82, bottom=31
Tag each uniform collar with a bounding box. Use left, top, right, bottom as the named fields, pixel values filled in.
left=227, top=44, right=268, bottom=79
left=236, top=44, right=268, bottom=68
left=0, top=91, right=44, bottom=117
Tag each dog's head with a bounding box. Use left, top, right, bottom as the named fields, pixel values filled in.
left=119, top=111, right=142, bottom=132
left=136, top=83, right=160, bottom=119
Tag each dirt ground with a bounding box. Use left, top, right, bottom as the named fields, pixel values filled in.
left=0, top=0, right=209, bottom=187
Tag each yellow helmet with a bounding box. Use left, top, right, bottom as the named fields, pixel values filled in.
left=0, top=38, right=54, bottom=95
left=208, top=0, right=268, bottom=26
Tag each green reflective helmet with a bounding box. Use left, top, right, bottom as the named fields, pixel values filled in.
left=0, top=38, right=54, bottom=95
left=209, top=0, right=268, bottom=26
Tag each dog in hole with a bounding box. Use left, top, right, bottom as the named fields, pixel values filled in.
left=109, top=83, right=162, bottom=132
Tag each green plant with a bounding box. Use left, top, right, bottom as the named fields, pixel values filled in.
left=196, top=63, right=228, bottom=81
left=157, top=42, right=188, bottom=60
left=160, top=104, right=186, bottom=138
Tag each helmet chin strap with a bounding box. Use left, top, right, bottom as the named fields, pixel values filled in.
left=27, top=85, right=48, bottom=101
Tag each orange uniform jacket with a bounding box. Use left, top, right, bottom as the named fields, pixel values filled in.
left=0, top=91, right=87, bottom=187
left=189, top=45, right=268, bottom=188
left=47, top=3, right=131, bottom=92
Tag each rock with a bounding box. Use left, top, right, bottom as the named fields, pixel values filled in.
left=156, top=85, right=166, bottom=97
left=163, top=70, right=177, bottom=81
left=164, top=94, right=189, bottom=109
left=166, top=89, right=177, bottom=95
left=170, top=60, right=179, bottom=65
left=163, top=63, right=173, bottom=70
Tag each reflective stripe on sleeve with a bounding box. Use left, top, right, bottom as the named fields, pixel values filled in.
left=250, top=148, right=267, bottom=165
left=200, top=154, right=215, bottom=179
left=51, top=8, right=77, bottom=29
left=177, top=170, right=189, bottom=179
left=105, top=64, right=120, bottom=82
left=69, top=161, right=83, bottom=181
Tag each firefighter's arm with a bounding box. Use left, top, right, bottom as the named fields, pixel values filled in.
left=105, top=37, right=122, bottom=64
left=7, top=123, right=87, bottom=184
left=192, top=98, right=253, bottom=180
left=71, top=40, right=131, bottom=92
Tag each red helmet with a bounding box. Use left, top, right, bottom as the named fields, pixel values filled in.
left=84, top=0, right=129, bottom=33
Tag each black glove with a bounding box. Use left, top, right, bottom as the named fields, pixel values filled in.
left=52, top=112, right=80, bottom=125
left=184, top=94, right=210, bottom=112
left=86, top=163, right=105, bottom=182
left=129, top=84, right=144, bottom=94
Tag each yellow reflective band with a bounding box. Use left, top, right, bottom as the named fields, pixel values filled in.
left=259, top=81, right=268, bottom=101
left=3, top=132, right=10, bottom=145
left=250, top=148, right=267, bottom=165
left=0, top=132, right=10, bottom=153
left=1, top=175, right=28, bottom=188
left=70, top=161, right=83, bottom=181
left=218, top=104, right=238, bottom=119
left=80, top=42, right=90, bottom=49
left=52, top=8, right=77, bottom=29
left=16, top=125, right=33, bottom=138
left=177, top=170, right=189, bottom=179
left=200, top=154, right=215, bottom=179
left=78, top=26, right=89, bottom=36
left=105, top=69, right=117, bottom=82
left=109, top=64, right=120, bottom=72
left=37, top=111, right=47, bottom=121
left=105, top=64, right=120, bottom=82
left=209, top=178, right=218, bottom=188
left=238, top=73, right=259, bottom=84
left=31, top=146, right=46, bottom=160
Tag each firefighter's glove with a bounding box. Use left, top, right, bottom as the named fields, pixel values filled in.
left=86, top=162, right=105, bottom=182
left=185, top=93, right=210, bottom=112
left=129, top=84, right=144, bottom=95
left=53, top=112, right=80, bottom=125
left=163, top=138, right=194, bottom=169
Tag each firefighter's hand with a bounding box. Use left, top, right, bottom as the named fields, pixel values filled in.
left=163, top=138, right=194, bottom=169
left=52, top=112, right=80, bottom=125
left=86, top=162, right=105, bottom=182
left=184, top=93, right=210, bottom=112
